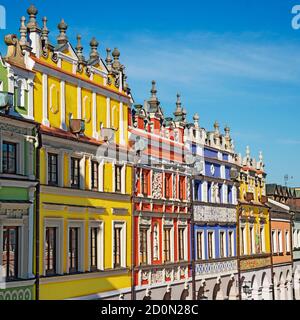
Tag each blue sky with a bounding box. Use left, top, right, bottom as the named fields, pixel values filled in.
left=1, top=0, right=300, bottom=186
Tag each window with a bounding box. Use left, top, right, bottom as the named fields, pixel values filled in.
left=293, top=230, right=298, bottom=249
left=2, top=227, right=18, bottom=279
left=272, top=230, right=277, bottom=253
left=178, top=228, right=185, bottom=261
left=48, top=153, right=58, bottom=186
left=240, top=227, right=245, bottom=256
left=165, top=174, right=171, bottom=199
left=115, top=165, right=122, bottom=193
left=197, top=231, right=204, bottom=260
left=260, top=227, right=265, bottom=253
left=220, top=231, right=226, bottom=258
left=194, top=182, right=200, bottom=201
left=227, top=186, right=232, bottom=204
left=69, top=227, right=79, bottom=273
left=179, top=176, right=185, bottom=200
left=71, top=158, right=80, bottom=189
left=208, top=231, right=214, bottom=259
left=2, top=142, right=17, bottom=174
left=228, top=231, right=234, bottom=257
left=90, top=227, right=98, bottom=271
left=153, top=223, right=160, bottom=261
left=278, top=230, right=283, bottom=253
left=163, top=228, right=171, bottom=262
left=250, top=226, right=255, bottom=254
left=285, top=231, right=290, bottom=253
left=91, top=161, right=99, bottom=190
left=113, top=226, right=122, bottom=268
left=45, top=227, right=57, bottom=275
left=139, top=228, right=148, bottom=265
left=141, top=170, right=149, bottom=196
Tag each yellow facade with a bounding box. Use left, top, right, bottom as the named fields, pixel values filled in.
left=16, top=6, right=134, bottom=299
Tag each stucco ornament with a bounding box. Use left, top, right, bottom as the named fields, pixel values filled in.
left=152, top=172, right=162, bottom=199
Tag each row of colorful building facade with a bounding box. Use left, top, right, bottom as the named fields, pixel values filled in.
left=0, top=5, right=300, bottom=300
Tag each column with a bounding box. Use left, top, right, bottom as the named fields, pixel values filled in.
left=106, top=97, right=111, bottom=128
left=60, top=80, right=66, bottom=130
left=27, top=79, right=34, bottom=120
left=42, top=73, right=49, bottom=126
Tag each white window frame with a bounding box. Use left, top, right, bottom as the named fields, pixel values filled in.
left=285, top=230, right=290, bottom=253
left=67, top=220, right=85, bottom=273
left=278, top=230, right=283, bottom=253
left=272, top=229, right=277, bottom=253
left=43, top=218, right=64, bottom=275
left=112, top=221, right=126, bottom=268
left=196, top=230, right=205, bottom=260
left=178, top=226, right=188, bottom=261
left=138, top=226, right=151, bottom=265
left=207, top=230, right=215, bottom=259
left=240, top=226, right=247, bottom=256
left=219, top=230, right=227, bottom=258
left=228, top=230, right=235, bottom=257
left=88, top=221, right=104, bottom=271
left=260, top=226, right=266, bottom=253
left=250, top=225, right=255, bottom=254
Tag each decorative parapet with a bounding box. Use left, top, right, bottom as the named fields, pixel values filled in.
left=195, top=259, right=237, bottom=277
left=137, top=265, right=189, bottom=287
left=240, top=256, right=271, bottom=271
left=193, top=205, right=236, bottom=223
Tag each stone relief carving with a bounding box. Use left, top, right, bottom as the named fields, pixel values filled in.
left=152, top=171, right=162, bottom=199
left=196, top=259, right=237, bottom=276
left=194, top=205, right=236, bottom=223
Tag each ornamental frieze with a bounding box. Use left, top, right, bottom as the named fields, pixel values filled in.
left=152, top=171, right=162, bottom=199
left=0, top=208, right=28, bottom=218
left=193, top=205, right=236, bottom=223
left=195, top=259, right=237, bottom=276
left=240, top=257, right=271, bottom=271
left=0, top=123, right=30, bottom=136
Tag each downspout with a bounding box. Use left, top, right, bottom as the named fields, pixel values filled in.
left=35, top=125, right=42, bottom=300
left=190, top=174, right=196, bottom=300
left=268, top=205, right=275, bottom=300
left=131, top=163, right=136, bottom=300
left=237, top=204, right=242, bottom=300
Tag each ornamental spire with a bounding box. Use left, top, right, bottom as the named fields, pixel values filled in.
left=148, top=80, right=160, bottom=112
left=57, top=19, right=68, bottom=45
left=41, top=17, right=49, bottom=44
left=105, top=48, right=113, bottom=68
left=76, top=34, right=85, bottom=63
left=89, top=37, right=99, bottom=61
left=19, top=16, right=27, bottom=46
left=27, top=4, right=38, bottom=30
left=112, top=47, right=121, bottom=70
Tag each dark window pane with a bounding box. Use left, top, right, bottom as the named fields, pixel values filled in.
left=2, top=226, right=18, bottom=280
left=2, top=142, right=17, bottom=174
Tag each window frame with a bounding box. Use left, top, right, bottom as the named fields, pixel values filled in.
left=71, top=157, right=80, bottom=189
left=45, top=226, right=57, bottom=276
left=2, top=226, right=19, bottom=280
left=91, top=160, right=99, bottom=191
left=48, top=153, right=58, bottom=186
left=2, top=141, right=17, bottom=174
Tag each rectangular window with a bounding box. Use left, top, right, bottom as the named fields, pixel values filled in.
left=163, top=228, right=171, bottom=262
left=194, top=182, right=200, bottom=201
left=285, top=231, right=290, bottom=253
left=208, top=231, right=214, bottom=259
left=69, top=227, right=79, bottom=273
left=2, top=142, right=17, bottom=174
left=240, top=227, right=245, bottom=256
left=45, top=227, right=57, bottom=275
left=228, top=231, right=234, bottom=257
left=278, top=230, right=283, bottom=253
left=220, top=231, right=225, bottom=258
left=272, top=230, right=277, bottom=253
left=71, top=158, right=80, bottom=189
left=260, top=227, right=265, bottom=253
left=113, top=226, right=122, bottom=267
left=293, top=230, right=298, bottom=249
left=2, top=226, right=18, bottom=279
left=115, top=165, right=122, bottom=193
left=197, top=231, right=204, bottom=260
left=142, top=170, right=149, bottom=196
left=178, top=228, right=185, bottom=261
left=250, top=226, right=255, bottom=254
left=164, top=174, right=171, bottom=199
left=139, top=228, right=148, bottom=265
left=179, top=176, right=185, bottom=200
left=90, top=227, right=98, bottom=271
left=48, top=153, right=58, bottom=186
left=91, top=161, right=99, bottom=190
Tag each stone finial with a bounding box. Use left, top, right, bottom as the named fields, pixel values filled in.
left=112, top=47, right=121, bottom=70
left=259, top=151, right=263, bottom=162
left=246, top=145, right=250, bottom=158
left=182, top=108, right=187, bottom=123
left=176, top=93, right=182, bottom=112
left=193, top=113, right=199, bottom=127
left=214, top=121, right=220, bottom=136
left=19, top=16, right=27, bottom=46
left=57, top=19, right=68, bottom=45
left=76, top=34, right=84, bottom=62
left=41, top=17, right=49, bottom=43
left=105, top=48, right=112, bottom=66
left=89, top=37, right=99, bottom=60
left=148, top=80, right=160, bottom=112
left=224, top=125, right=230, bottom=137
left=27, top=4, right=38, bottom=30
